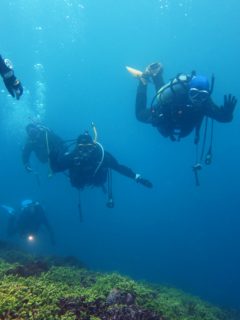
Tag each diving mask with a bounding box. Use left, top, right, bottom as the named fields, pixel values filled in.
left=189, top=88, right=210, bottom=104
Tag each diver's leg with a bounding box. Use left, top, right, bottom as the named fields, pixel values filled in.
left=152, top=72, right=165, bottom=91
left=145, top=62, right=165, bottom=91
left=135, top=81, right=152, bottom=123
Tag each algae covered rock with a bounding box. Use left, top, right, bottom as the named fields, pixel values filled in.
left=6, top=260, right=49, bottom=277
left=0, top=241, right=239, bottom=320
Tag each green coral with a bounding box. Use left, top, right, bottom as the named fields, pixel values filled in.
left=90, top=272, right=156, bottom=307
left=151, top=286, right=225, bottom=320
left=0, top=242, right=238, bottom=320
left=0, top=259, right=13, bottom=277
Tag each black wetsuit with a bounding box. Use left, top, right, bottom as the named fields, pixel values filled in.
left=0, top=54, right=9, bottom=94
left=0, top=54, right=23, bottom=100
left=0, top=55, right=9, bottom=76
left=50, top=143, right=136, bottom=189
left=0, top=55, right=8, bottom=77
left=22, top=129, right=65, bottom=168
left=136, top=73, right=234, bottom=141
left=7, top=204, right=55, bottom=244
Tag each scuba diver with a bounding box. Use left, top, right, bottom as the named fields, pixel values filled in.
left=50, top=125, right=152, bottom=208
left=128, top=62, right=237, bottom=142
left=1, top=200, right=55, bottom=245
left=127, top=62, right=237, bottom=185
left=0, top=54, right=23, bottom=100
left=22, top=122, right=66, bottom=175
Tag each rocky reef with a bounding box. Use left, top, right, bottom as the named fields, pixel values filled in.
left=0, top=241, right=238, bottom=320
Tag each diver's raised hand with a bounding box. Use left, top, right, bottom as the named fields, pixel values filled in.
left=223, top=94, right=237, bottom=115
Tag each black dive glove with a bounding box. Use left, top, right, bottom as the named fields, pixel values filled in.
left=223, top=94, right=237, bottom=115
left=135, top=174, right=153, bottom=188
left=1, top=59, right=23, bottom=100
left=3, top=73, right=23, bottom=100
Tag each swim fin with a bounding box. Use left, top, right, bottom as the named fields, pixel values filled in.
left=126, top=66, right=143, bottom=78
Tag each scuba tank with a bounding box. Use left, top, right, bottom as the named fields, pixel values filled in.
left=155, top=73, right=191, bottom=107
left=150, top=73, right=193, bottom=131
left=150, top=73, right=194, bottom=139
left=152, top=72, right=215, bottom=109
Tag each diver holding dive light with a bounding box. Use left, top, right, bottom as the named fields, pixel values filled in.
left=1, top=200, right=55, bottom=245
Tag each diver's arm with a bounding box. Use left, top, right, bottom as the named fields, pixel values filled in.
left=135, top=82, right=153, bottom=123
left=48, top=131, right=65, bottom=152
left=0, top=55, right=10, bottom=75
left=205, top=96, right=237, bottom=122
left=49, top=149, right=74, bottom=173
left=0, top=54, right=23, bottom=99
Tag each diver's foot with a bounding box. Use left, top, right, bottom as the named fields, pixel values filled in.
left=145, top=62, right=163, bottom=77
left=139, top=62, right=163, bottom=85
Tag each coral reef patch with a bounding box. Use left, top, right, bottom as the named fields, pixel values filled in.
left=0, top=241, right=239, bottom=320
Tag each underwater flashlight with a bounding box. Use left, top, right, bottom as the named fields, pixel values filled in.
left=27, top=235, right=35, bottom=242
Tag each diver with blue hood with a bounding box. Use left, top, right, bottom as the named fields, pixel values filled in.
left=0, top=54, right=23, bottom=100
left=129, top=62, right=237, bottom=142
left=127, top=62, right=237, bottom=184
left=1, top=200, right=55, bottom=245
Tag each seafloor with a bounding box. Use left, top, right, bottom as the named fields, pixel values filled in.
left=0, top=241, right=239, bottom=320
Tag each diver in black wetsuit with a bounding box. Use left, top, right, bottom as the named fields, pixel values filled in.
left=0, top=54, right=23, bottom=100
left=50, top=131, right=152, bottom=206
left=6, top=200, right=55, bottom=245
left=22, top=123, right=65, bottom=173
left=134, top=62, right=237, bottom=143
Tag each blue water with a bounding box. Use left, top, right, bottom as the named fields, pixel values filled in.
left=0, top=0, right=239, bottom=310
